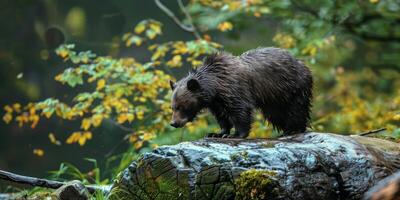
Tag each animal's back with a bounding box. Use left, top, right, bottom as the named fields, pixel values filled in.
left=239, top=47, right=311, bottom=103
left=239, top=47, right=313, bottom=133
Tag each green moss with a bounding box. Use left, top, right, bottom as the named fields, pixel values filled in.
left=230, top=153, right=240, bottom=161
left=107, top=169, right=189, bottom=200
left=262, top=142, right=276, bottom=148
left=155, top=176, right=189, bottom=199
left=230, top=151, right=249, bottom=161
left=11, top=187, right=57, bottom=200
left=108, top=185, right=135, bottom=200
left=234, top=169, right=279, bottom=200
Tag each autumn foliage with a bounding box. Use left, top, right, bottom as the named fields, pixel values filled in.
left=3, top=0, right=400, bottom=152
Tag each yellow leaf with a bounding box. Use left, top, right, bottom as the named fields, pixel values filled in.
left=127, top=113, right=134, bottom=122
left=66, top=132, right=80, bottom=144
left=3, top=113, right=12, bottom=124
left=84, top=131, right=92, bottom=139
left=191, top=60, right=202, bottom=66
left=370, top=0, right=379, bottom=3
left=78, top=131, right=92, bottom=146
left=96, top=79, right=106, bottom=90
left=136, top=111, right=144, bottom=120
left=254, top=12, right=261, bottom=17
left=78, top=136, right=86, bottom=146
left=4, top=105, right=13, bottom=113
left=29, top=107, right=36, bottom=115
left=272, top=33, right=296, bottom=49
left=68, top=131, right=92, bottom=146
left=88, top=77, right=96, bottom=83
left=33, top=149, right=44, bottom=157
left=92, top=114, right=103, bottom=127
left=81, top=118, right=91, bottom=130
left=43, top=111, right=52, bottom=118
left=203, top=34, right=212, bottom=42
left=48, top=133, right=61, bottom=145
left=12, top=103, right=21, bottom=112
left=134, top=141, right=143, bottom=149
left=217, top=22, right=233, bottom=32
left=134, top=23, right=146, bottom=34
left=139, top=97, right=146, bottom=102
left=129, top=134, right=138, bottom=143
left=393, top=114, right=400, bottom=121
left=30, top=115, right=39, bottom=129
left=55, top=74, right=63, bottom=82
left=150, top=23, right=161, bottom=34
left=143, top=132, right=154, bottom=141
left=166, top=55, right=182, bottom=67
left=301, top=45, right=317, bottom=56
left=49, top=133, right=56, bottom=143
left=58, top=49, right=69, bottom=58
left=117, top=114, right=128, bottom=124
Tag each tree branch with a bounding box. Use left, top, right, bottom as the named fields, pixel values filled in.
left=177, top=0, right=201, bottom=39
left=154, top=0, right=201, bottom=40
left=0, top=170, right=105, bottom=193
left=110, top=120, right=136, bottom=132
left=343, top=22, right=400, bottom=43
left=358, top=128, right=387, bottom=136
left=290, top=0, right=400, bottom=43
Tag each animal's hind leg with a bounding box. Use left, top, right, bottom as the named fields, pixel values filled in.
left=264, top=111, right=287, bottom=134
left=263, top=98, right=310, bottom=135
left=283, top=94, right=312, bottom=134
left=270, top=107, right=308, bottom=135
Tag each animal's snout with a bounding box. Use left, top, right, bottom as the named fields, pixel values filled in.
left=170, top=121, right=180, bottom=128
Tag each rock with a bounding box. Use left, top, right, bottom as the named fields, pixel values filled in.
left=54, top=180, right=89, bottom=200
left=108, top=132, right=400, bottom=200
left=0, top=194, right=12, bottom=200
left=363, top=170, right=400, bottom=200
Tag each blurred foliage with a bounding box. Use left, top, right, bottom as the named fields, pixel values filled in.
left=2, top=18, right=218, bottom=152
left=2, top=0, right=400, bottom=158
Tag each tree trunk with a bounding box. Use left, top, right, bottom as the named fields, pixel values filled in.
left=108, top=132, right=400, bottom=200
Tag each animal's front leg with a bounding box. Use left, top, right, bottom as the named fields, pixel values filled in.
left=206, top=114, right=232, bottom=138
left=229, top=109, right=252, bottom=138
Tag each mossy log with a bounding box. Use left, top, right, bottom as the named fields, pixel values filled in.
left=108, top=132, right=400, bottom=200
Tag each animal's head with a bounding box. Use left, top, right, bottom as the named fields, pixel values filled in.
left=169, top=78, right=203, bottom=128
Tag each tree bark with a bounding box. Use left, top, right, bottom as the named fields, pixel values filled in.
left=363, top=170, right=400, bottom=200
left=108, top=132, right=400, bottom=200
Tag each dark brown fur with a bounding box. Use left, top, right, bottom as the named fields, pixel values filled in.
left=170, top=47, right=313, bottom=138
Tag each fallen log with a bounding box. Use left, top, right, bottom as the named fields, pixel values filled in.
left=0, top=170, right=108, bottom=194
left=0, top=170, right=110, bottom=199
left=108, top=132, right=400, bottom=200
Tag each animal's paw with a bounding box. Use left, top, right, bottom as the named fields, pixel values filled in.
left=228, top=133, right=248, bottom=138
left=221, top=134, right=235, bottom=138
left=205, top=133, right=223, bottom=138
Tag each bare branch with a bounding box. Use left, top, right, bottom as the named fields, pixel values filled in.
left=358, top=128, right=387, bottom=136
left=177, top=0, right=202, bottom=39
left=0, top=170, right=106, bottom=193
left=154, top=0, right=201, bottom=39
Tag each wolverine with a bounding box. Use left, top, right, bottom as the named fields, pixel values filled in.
left=169, top=47, right=313, bottom=138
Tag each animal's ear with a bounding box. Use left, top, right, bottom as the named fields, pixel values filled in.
left=187, top=79, right=200, bottom=91
left=169, top=80, right=176, bottom=90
